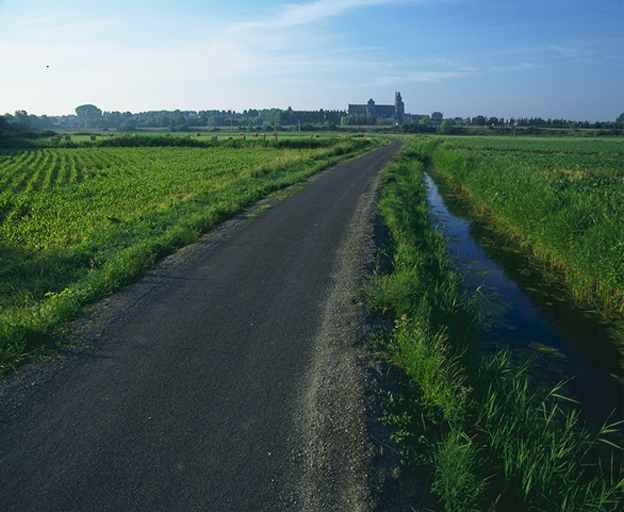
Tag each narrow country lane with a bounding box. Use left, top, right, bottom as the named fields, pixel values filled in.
left=0, top=143, right=399, bottom=512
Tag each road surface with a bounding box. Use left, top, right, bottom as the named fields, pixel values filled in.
left=0, top=143, right=399, bottom=511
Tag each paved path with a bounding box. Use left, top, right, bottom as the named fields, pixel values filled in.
left=0, top=143, right=399, bottom=512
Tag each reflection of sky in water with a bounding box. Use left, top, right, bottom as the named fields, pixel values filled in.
left=426, top=174, right=557, bottom=346
left=424, top=174, right=623, bottom=424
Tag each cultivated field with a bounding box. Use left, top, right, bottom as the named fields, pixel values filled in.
left=0, top=137, right=373, bottom=369
left=428, top=136, right=624, bottom=316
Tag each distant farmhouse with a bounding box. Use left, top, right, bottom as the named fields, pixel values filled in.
left=348, top=92, right=405, bottom=125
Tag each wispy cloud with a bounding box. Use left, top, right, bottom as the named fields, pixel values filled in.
left=220, top=0, right=470, bottom=88
left=489, top=40, right=613, bottom=65
left=374, top=69, right=474, bottom=86
left=231, top=0, right=420, bottom=31
left=545, top=44, right=595, bottom=62
left=490, top=62, right=536, bottom=73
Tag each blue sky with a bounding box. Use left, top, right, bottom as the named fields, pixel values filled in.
left=2, top=0, right=623, bottom=120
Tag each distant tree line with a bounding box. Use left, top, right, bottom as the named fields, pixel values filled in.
left=1, top=105, right=347, bottom=133
left=399, top=112, right=624, bottom=134
left=0, top=113, right=56, bottom=147
left=2, top=107, right=624, bottom=134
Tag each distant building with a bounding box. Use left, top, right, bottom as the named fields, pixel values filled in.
left=348, top=92, right=406, bottom=125
left=395, top=92, right=405, bottom=123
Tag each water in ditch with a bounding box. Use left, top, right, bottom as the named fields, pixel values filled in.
left=424, top=173, right=623, bottom=426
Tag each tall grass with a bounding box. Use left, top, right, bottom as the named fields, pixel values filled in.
left=420, top=136, right=624, bottom=317
left=369, top=141, right=623, bottom=510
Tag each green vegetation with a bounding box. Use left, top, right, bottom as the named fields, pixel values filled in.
left=0, top=137, right=375, bottom=371
left=5, top=131, right=365, bottom=150
left=369, top=140, right=623, bottom=511
left=422, top=136, right=624, bottom=317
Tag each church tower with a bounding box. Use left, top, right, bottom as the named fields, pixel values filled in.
left=394, top=91, right=405, bottom=124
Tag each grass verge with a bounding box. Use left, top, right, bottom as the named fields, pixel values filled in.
left=368, top=140, right=623, bottom=511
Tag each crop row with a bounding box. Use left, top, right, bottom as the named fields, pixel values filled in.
left=0, top=148, right=129, bottom=195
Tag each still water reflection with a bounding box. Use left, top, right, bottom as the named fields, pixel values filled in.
left=424, top=173, right=623, bottom=425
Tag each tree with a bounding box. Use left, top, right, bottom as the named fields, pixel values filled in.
left=120, top=119, right=137, bottom=132
left=418, top=116, right=431, bottom=130
left=0, top=115, right=11, bottom=142
left=438, top=119, right=455, bottom=134
left=75, top=104, right=102, bottom=129
left=617, top=113, right=624, bottom=126
left=13, top=110, right=31, bottom=130
left=472, top=115, right=487, bottom=126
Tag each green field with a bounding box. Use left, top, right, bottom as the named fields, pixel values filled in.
left=425, top=136, right=624, bottom=316
left=0, top=137, right=374, bottom=370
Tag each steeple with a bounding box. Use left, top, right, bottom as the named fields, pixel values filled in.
left=394, top=91, right=405, bottom=123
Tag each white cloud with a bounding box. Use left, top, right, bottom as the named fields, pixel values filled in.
left=231, top=0, right=415, bottom=31
left=374, top=69, right=474, bottom=86
left=490, top=62, right=536, bottom=73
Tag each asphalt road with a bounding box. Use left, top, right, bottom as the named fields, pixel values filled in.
left=0, top=142, right=399, bottom=512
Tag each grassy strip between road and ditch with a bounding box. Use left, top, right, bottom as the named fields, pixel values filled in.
left=367, top=141, right=623, bottom=511
left=0, top=137, right=381, bottom=373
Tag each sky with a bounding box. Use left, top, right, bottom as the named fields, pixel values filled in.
left=1, top=0, right=623, bottom=120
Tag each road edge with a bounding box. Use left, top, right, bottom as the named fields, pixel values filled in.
left=300, top=142, right=400, bottom=511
